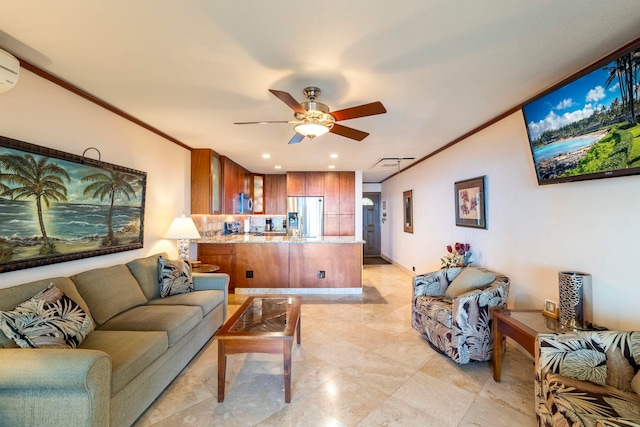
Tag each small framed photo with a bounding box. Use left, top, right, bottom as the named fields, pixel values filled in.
left=543, top=299, right=559, bottom=319
left=454, top=176, right=486, bottom=229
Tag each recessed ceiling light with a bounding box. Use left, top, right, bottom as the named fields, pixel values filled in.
left=328, top=165, right=336, bottom=169
left=262, top=154, right=271, bottom=159
left=330, top=153, right=338, bottom=159
left=274, top=165, right=282, bottom=169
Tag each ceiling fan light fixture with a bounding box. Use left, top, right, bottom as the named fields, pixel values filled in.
left=293, top=122, right=331, bottom=138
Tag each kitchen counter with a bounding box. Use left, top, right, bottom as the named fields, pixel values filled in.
left=197, top=235, right=365, bottom=244
left=197, top=236, right=364, bottom=292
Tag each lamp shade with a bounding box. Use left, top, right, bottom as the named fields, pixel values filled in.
left=294, top=122, right=331, bottom=138
left=164, top=215, right=201, bottom=239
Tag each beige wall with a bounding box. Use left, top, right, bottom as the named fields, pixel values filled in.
left=0, top=69, right=190, bottom=288
left=382, top=111, right=640, bottom=331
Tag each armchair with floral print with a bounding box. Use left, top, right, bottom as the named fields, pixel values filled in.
left=535, top=331, right=640, bottom=427
left=411, top=266, right=509, bottom=364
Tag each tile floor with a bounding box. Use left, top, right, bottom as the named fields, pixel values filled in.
left=133, top=264, right=536, bottom=426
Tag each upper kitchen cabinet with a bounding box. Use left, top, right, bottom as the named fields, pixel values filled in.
left=191, top=149, right=222, bottom=214
left=252, top=174, right=265, bottom=214
left=264, top=174, right=287, bottom=214
left=286, top=172, right=325, bottom=196
left=222, top=157, right=251, bottom=214
left=339, top=172, right=355, bottom=215
left=286, top=172, right=306, bottom=196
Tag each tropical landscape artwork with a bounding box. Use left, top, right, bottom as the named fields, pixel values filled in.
left=523, top=45, right=640, bottom=184
left=0, top=136, right=146, bottom=272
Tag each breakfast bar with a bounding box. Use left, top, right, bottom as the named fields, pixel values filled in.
left=197, top=235, right=364, bottom=293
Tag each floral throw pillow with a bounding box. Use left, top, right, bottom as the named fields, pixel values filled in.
left=0, top=283, right=94, bottom=349
left=158, top=256, right=194, bottom=298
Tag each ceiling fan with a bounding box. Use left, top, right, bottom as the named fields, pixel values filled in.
left=234, top=87, right=386, bottom=144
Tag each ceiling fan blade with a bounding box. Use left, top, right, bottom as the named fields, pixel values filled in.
left=330, top=124, right=369, bottom=141
left=331, top=101, right=386, bottom=121
left=234, top=120, right=292, bottom=125
left=269, top=89, right=307, bottom=114
left=288, top=133, right=305, bottom=144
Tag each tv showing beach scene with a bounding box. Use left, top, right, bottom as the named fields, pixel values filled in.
left=522, top=44, right=640, bottom=185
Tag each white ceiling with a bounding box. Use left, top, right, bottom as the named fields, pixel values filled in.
left=1, top=1, right=639, bottom=182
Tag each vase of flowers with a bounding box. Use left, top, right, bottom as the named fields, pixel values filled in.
left=441, top=242, right=472, bottom=268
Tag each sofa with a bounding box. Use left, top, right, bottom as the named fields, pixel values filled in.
left=535, top=331, right=640, bottom=426
left=412, top=266, right=509, bottom=364
left=0, top=253, right=229, bottom=427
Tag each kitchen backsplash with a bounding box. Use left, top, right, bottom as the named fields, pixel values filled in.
left=192, top=214, right=286, bottom=238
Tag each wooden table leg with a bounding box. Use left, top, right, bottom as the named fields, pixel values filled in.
left=493, top=318, right=503, bottom=382
left=296, top=316, right=301, bottom=346
left=283, top=341, right=292, bottom=403
left=217, top=340, right=226, bottom=402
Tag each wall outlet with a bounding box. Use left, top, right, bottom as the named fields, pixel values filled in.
left=246, top=270, right=253, bottom=278
left=412, top=266, right=415, bottom=272
left=317, top=271, right=325, bottom=279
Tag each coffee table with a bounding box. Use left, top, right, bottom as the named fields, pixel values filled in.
left=216, top=295, right=301, bottom=403
left=491, top=308, right=569, bottom=382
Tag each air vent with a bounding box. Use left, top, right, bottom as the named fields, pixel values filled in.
left=368, top=157, right=416, bottom=170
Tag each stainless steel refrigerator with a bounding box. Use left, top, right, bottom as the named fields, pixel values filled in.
left=286, top=196, right=324, bottom=238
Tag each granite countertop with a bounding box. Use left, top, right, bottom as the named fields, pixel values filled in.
left=197, top=234, right=365, bottom=244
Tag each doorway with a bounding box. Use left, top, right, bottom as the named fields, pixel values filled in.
left=362, top=192, right=381, bottom=257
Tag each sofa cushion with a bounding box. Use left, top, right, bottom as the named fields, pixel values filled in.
left=147, top=289, right=225, bottom=317
left=445, top=267, right=496, bottom=298
left=0, top=277, right=93, bottom=348
left=72, top=264, right=147, bottom=325
left=79, top=330, right=168, bottom=396
left=97, top=305, right=202, bottom=347
left=158, top=256, right=193, bottom=298
left=126, top=253, right=166, bottom=301
left=0, top=283, right=94, bottom=349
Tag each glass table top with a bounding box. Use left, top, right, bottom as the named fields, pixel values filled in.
left=229, top=297, right=298, bottom=333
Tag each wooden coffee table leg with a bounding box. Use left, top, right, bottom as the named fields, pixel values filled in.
left=283, top=341, right=292, bottom=403
left=218, top=340, right=226, bottom=402
left=493, top=318, right=503, bottom=382
left=296, top=316, right=301, bottom=346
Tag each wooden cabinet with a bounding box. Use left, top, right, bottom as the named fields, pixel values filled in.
left=323, top=172, right=340, bottom=215
left=197, top=243, right=236, bottom=291
left=234, top=244, right=289, bottom=288
left=323, top=171, right=356, bottom=236
left=339, top=172, right=355, bottom=215
left=305, top=172, right=325, bottom=196
left=287, top=172, right=324, bottom=196
left=264, top=174, right=287, bottom=214
left=252, top=174, right=265, bottom=214
left=191, top=149, right=222, bottom=214
left=286, top=172, right=306, bottom=196
left=289, top=244, right=362, bottom=288
left=222, top=157, right=251, bottom=213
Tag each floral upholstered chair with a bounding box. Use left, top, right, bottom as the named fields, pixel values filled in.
left=411, top=266, right=509, bottom=364
left=535, top=331, right=640, bottom=427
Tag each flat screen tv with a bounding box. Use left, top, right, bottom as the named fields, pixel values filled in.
left=522, top=43, right=640, bottom=185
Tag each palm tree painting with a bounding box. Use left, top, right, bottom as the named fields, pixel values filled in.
left=0, top=135, right=146, bottom=273
left=0, top=153, right=70, bottom=254
left=82, top=169, right=142, bottom=247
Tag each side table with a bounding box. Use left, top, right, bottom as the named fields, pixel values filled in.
left=491, top=309, right=567, bottom=382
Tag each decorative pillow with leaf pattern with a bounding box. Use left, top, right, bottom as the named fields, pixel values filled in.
left=158, top=256, right=193, bottom=298
left=0, top=283, right=94, bottom=349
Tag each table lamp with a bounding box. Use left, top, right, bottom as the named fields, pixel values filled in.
left=164, top=214, right=201, bottom=260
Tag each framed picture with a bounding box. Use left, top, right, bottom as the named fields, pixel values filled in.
left=543, top=299, right=559, bottom=319
left=454, top=176, right=486, bottom=229
left=403, top=190, right=413, bottom=233
left=0, top=135, right=146, bottom=273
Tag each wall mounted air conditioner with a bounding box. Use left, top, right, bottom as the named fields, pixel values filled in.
left=0, top=48, right=20, bottom=94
